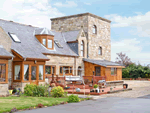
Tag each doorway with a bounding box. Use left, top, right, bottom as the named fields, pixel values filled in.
left=95, top=66, right=101, bottom=76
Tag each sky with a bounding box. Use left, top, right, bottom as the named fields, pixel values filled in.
left=0, top=0, right=150, bottom=65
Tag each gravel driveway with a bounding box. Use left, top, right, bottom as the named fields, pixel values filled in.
left=98, top=80, right=150, bottom=98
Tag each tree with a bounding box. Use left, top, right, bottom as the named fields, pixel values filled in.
left=116, top=52, right=132, bottom=67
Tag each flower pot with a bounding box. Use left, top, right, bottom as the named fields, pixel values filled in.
left=123, top=84, right=128, bottom=89
left=8, top=90, right=13, bottom=95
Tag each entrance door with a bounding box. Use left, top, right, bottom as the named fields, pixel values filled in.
left=31, top=66, right=38, bottom=85
left=95, top=66, right=101, bottom=76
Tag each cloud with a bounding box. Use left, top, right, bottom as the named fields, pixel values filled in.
left=111, top=38, right=150, bottom=65
left=0, top=0, right=65, bottom=29
left=105, top=12, right=150, bottom=37
left=54, top=1, right=77, bottom=7
left=84, top=2, right=91, bottom=5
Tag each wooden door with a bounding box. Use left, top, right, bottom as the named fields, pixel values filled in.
left=30, top=65, right=38, bottom=85
left=95, top=66, right=101, bottom=76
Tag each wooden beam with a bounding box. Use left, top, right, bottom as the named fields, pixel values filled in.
left=106, top=66, right=125, bottom=68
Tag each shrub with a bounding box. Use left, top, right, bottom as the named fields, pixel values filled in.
left=68, top=94, right=80, bottom=103
left=24, top=84, right=49, bottom=97
left=94, top=84, right=98, bottom=88
left=12, top=88, right=17, bottom=94
left=24, top=84, right=36, bottom=96
left=51, top=86, right=64, bottom=97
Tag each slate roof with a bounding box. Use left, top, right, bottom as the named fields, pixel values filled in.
left=35, top=28, right=54, bottom=36
left=62, top=30, right=80, bottom=42
left=0, top=19, right=78, bottom=60
left=67, top=42, right=78, bottom=55
left=0, top=45, right=14, bottom=57
left=83, top=58, right=124, bottom=67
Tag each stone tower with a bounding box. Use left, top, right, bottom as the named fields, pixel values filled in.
left=51, top=13, right=111, bottom=61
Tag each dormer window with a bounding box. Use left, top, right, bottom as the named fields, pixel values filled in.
left=48, top=39, right=52, bottom=48
left=42, top=38, right=46, bottom=46
left=8, top=32, right=21, bottom=43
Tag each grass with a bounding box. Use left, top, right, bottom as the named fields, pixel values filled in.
left=0, top=96, right=68, bottom=113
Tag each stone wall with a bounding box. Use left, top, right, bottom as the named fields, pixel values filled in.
left=51, top=15, right=88, bottom=32
left=46, top=54, right=76, bottom=75
left=88, top=16, right=111, bottom=60
left=0, top=84, right=8, bottom=96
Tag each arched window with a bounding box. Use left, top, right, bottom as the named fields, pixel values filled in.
left=78, top=66, right=82, bottom=76
left=98, top=46, right=102, bottom=55
left=81, top=40, right=84, bottom=57
left=93, top=25, right=97, bottom=34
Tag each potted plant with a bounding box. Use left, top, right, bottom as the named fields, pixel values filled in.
left=93, top=84, right=99, bottom=93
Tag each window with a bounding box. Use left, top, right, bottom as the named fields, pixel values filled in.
left=9, top=33, right=21, bottom=43
left=31, top=66, right=36, bottom=80
left=55, top=40, right=63, bottom=48
left=60, top=67, right=63, bottom=74
left=52, top=66, right=55, bottom=74
left=39, top=65, right=44, bottom=80
left=78, top=66, right=82, bottom=76
left=81, top=40, right=84, bottom=57
left=14, top=65, right=21, bottom=80
left=24, top=65, right=29, bottom=81
left=45, top=65, right=55, bottom=75
left=48, top=39, right=52, bottom=48
left=0, top=64, right=6, bottom=82
left=70, top=67, right=72, bottom=73
left=98, top=46, right=102, bottom=55
left=45, top=66, right=51, bottom=74
left=93, top=25, right=97, bottom=34
left=60, top=66, right=73, bottom=75
left=111, top=68, right=117, bottom=75
left=42, top=38, right=46, bottom=46
left=64, top=66, right=69, bottom=74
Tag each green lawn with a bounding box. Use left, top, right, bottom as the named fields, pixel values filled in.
left=0, top=96, right=68, bottom=113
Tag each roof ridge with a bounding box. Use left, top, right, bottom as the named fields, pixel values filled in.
left=0, top=18, right=39, bottom=28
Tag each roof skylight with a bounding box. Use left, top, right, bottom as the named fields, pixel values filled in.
left=54, top=40, right=63, bottom=48
left=8, top=32, right=21, bottom=43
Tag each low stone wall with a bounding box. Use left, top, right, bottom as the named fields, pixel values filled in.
left=106, top=80, right=124, bottom=87
left=0, top=84, right=9, bottom=96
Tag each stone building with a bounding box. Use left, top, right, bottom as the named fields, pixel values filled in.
left=0, top=13, right=124, bottom=95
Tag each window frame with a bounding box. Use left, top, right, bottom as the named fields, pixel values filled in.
left=45, top=65, right=56, bottom=76
left=98, top=46, right=102, bottom=55
left=59, top=66, right=73, bottom=76
left=111, top=68, right=117, bottom=76
left=48, top=39, right=53, bottom=49
left=93, top=25, right=97, bottom=34
left=81, top=40, right=84, bottom=57
left=42, top=38, right=46, bottom=46
left=0, top=61, right=8, bottom=84
left=40, top=36, right=54, bottom=50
